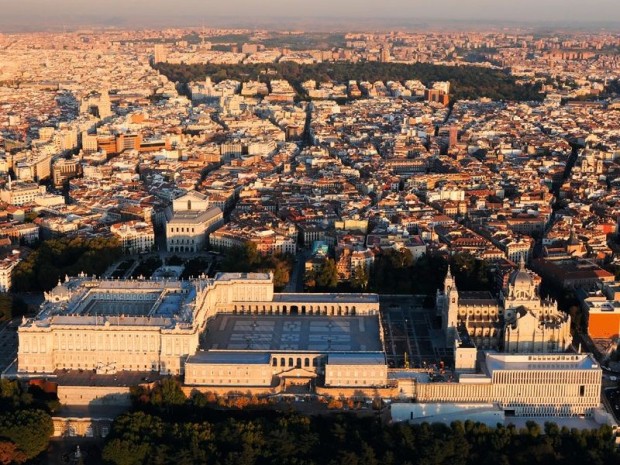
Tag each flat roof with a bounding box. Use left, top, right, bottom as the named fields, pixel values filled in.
left=328, top=353, right=386, bottom=365
left=587, top=300, right=620, bottom=314
left=187, top=351, right=271, bottom=365
left=214, top=272, right=272, bottom=282
left=274, top=293, right=379, bottom=303
left=53, top=370, right=161, bottom=387
left=203, top=315, right=383, bottom=352
left=53, top=405, right=129, bottom=419
left=484, top=352, right=599, bottom=374
left=169, top=207, right=221, bottom=223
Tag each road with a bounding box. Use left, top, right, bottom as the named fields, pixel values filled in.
left=284, top=251, right=309, bottom=293
left=0, top=318, right=19, bottom=374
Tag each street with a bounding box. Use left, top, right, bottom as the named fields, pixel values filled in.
left=0, top=318, right=19, bottom=374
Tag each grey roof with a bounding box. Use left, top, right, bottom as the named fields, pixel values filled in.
left=274, top=293, right=379, bottom=303
left=168, top=207, right=222, bottom=224
left=187, top=351, right=271, bottom=365
left=484, top=352, right=599, bottom=374
left=215, top=272, right=272, bottom=282
left=327, top=352, right=386, bottom=365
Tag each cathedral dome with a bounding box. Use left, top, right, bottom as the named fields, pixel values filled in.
left=510, top=268, right=533, bottom=287
left=508, top=258, right=535, bottom=300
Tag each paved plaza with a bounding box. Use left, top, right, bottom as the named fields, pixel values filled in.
left=380, top=296, right=453, bottom=369
left=203, top=315, right=382, bottom=352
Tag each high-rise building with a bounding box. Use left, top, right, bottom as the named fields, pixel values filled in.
left=380, top=47, right=391, bottom=63
left=52, top=157, right=81, bottom=187
left=449, top=126, right=458, bottom=148
left=153, top=44, right=167, bottom=63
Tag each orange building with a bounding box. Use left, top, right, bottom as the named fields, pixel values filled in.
left=587, top=306, right=620, bottom=339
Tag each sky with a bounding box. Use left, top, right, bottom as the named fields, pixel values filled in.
left=2, top=0, right=620, bottom=28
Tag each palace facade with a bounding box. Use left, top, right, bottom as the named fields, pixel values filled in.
left=17, top=272, right=383, bottom=385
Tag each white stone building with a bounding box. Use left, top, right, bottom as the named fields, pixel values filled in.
left=438, top=260, right=572, bottom=354
left=0, top=181, right=47, bottom=206
left=166, top=190, right=223, bottom=253
left=166, top=208, right=223, bottom=253
left=110, top=221, right=156, bottom=254
left=0, top=253, right=21, bottom=292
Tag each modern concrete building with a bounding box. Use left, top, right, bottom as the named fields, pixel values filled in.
left=391, top=402, right=505, bottom=427
left=413, top=352, right=602, bottom=417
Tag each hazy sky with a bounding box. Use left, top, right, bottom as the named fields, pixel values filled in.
left=3, top=0, right=620, bottom=25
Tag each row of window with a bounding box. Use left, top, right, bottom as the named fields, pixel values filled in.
left=169, top=238, right=196, bottom=245
left=272, top=357, right=319, bottom=368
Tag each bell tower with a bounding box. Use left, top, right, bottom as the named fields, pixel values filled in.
left=441, top=266, right=459, bottom=344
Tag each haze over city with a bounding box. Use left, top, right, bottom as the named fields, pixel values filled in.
left=1, top=1, right=620, bottom=463
left=1, top=0, right=620, bottom=31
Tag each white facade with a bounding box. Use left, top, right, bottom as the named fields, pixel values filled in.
left=166, top=207, right=223, bottom=253
left=0, top=254, right=21, bottom=292
left=0, top=182, right=47, bottom=206
left=324, top=353, right=388, bottom=387
left=439, top=261, right=572, bottom=354
left=17, top=273, right=384, bottom=380
left=415, top=352, right=602, bottom=417
left=110, top=221, right=155, bottom=254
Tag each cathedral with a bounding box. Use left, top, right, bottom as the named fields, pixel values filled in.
left=437, top=260, right=573, bottom=355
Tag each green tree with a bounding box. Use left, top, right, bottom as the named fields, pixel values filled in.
left=316, top=258, right=338, bottom=290
left=12, top=236, right=123, bottom=292
left=0, top=409, right=53, bottom=461
left=351, top=265, right=369, bottom=290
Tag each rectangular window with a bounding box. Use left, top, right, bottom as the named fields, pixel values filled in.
left=579, top=385, right=585, bottom=397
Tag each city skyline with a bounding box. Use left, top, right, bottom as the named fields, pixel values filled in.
left=0, top=12, right=619, bottom=462
left=1, top=0, right=620, bottom=30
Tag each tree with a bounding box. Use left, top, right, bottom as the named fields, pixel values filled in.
left=351, top=265, right=369, bottom=290
left=12, top=236, right=123, bottom=292
left=316, top=259, right=338, bottom=290
left=0, top=441, right=27, bottom=465
left=0, top=409, right=53, bottom=461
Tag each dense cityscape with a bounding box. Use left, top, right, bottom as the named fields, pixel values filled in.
left=1, top=4, right=620, bottom=464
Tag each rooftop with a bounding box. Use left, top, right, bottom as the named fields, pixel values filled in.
left=53, top=369, right=161, bottom=387
left=214, top=272, right=272, bottom=282
left=187, top=351, right=271, bottom=365
left=274, top=293, right=379, bottom=303
left=484, top=352, right=599, bottom=375
left=327, top=352, right=386, bottom=365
